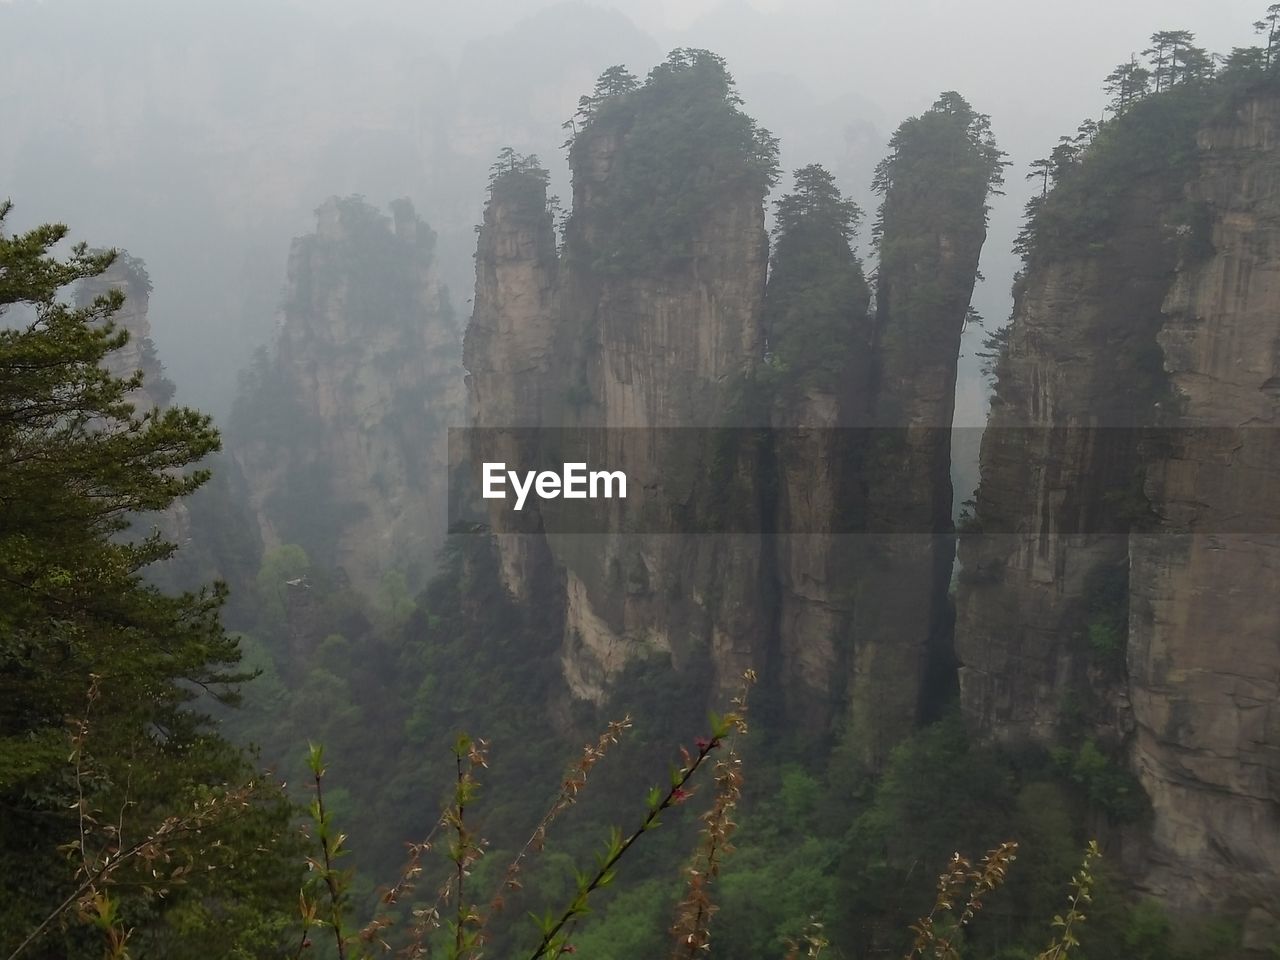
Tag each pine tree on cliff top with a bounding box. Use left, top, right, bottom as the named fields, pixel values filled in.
left=764, top=165, right=869, bottom=393
left=871, top=91, right=1006, bottom=255
left=563, top=48, right=780, bottom=275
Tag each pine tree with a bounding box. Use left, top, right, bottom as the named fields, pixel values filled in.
left=764, top=164, right=869, bottom=393
left=1027, top=157, right=1054, bottom=198
left=0, top=202, right=298, bottom=958
left=774, top=164, right=862, bottom=244
left=871, top=91, right=1006, bottom=245
left=1104, top=57, right=1151, bottom=115
left=1143, top=30, right=1208, bottom=90
left=1255, top=4, right=1280, bottom=68
left=593, top=64, right=639, bottom=99
left=1144, top=31, right=1176, bottom=92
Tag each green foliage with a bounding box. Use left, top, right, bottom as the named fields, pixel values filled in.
left=1087, top=620, right=1125, bottom=660
left=872, top=90, right=1006, bottom=245
left=1122, top=898, right=1175, bottom=958
left=1031, top=839, right=1101, bottom=959
left=564, top=64, right=641, bottom=136
left=714, top=836, right=838, bottom=957
left=229, top=530, right=572, bottom=916
left=977, top=323, right=1012, bottom=389
left=1143, top=31, right=1213, bottom=93
left=1083, top=562, right=1129, bottom=672
left=831, top=716, right=1013, bottom=954
left=0, top=202, right=300, bottom=957
left=563, top=880, right=674, bottom=959
left=1009, top=783, right=1085, bottom=930
left=1013, top=51, right=1248, bottom=264
left=376, top=569, right=417, bottom=630
left=1105, top=57, right=1152, bottom=115
left=774, top=164, right=862, bottom=243
left=871, top=91, right=1004, bottom=374
left=255, top=543, right=312, bottom=625
left=1051, top=739, right=1149, bottom=822
left=487, top=148, right=554, bottom=222
left=566, top=48, right=779, bottom=275
left=762, top=164, right=871, bottom=397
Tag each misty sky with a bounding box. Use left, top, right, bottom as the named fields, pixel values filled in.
left=1, top=0, right=1265, bottom=427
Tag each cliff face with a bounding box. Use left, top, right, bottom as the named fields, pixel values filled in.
left=957, top=88, right=1280, bottom=936
left=464, top=169, right=562, bottom=601
left=1131, top=95, right=1280, bottom=933
left=466, top=111, right=772, bottom=704
left=955, top=175, right=1180, bottom=743
left=762, top=167, right=875, bottom=736
left=845, top=97, right=1001, bottom=764
left=231, top=197, right=463, bottom=596
left=464, top=79, right=998, bottom=749
left=463, top=56, right=781, bottom=706
left=553, top=111, right=772, bottom=702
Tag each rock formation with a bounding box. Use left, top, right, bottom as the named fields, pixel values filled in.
left=463, top=67, right=998, bottom=760
left=847, top=93, right=1003, bottom=763
left=760, top=97, right=1001, bottom=761
left=464, top=54, right=775, bottom=703
left=957, top=86, right=1280, bottom=942
left=230, top=196, right=463, bottom=596
left=78, top=253, right=175, bottom=413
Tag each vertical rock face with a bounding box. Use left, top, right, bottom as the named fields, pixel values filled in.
left=759, top=102, right=1000, bottom=758
left=465, top=172, right=560, bottom=433
left=849, top=94, right=1003, bottom=764
left=464, top=54, right=776, bottom=705
left=230, top=197, right=463, bottom=596
left=464, top=167, right=562, bottom=601
left=771, top=395, right=866, bottom=734
left=555, top=111, right=772, bottom=702
left=1130, top=95, right=1280, bottom=929
left=957, top=89, right=1280, bottom=932
left=955, top=177, right=1180, bottom=744
left=762, top=166, right=875, bottom=734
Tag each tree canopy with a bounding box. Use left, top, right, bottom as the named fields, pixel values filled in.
left=871, top=91, right=1006, bottom=247
left=762, top=165, right=870, bottom=394
left=564, top=49, right=780, bottom=275
left=773, top=164, right=863, bottom=246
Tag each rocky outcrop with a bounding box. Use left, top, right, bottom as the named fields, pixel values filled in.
left=230, top=197, right=463, bottom=596
left=464, top=168, right=562, bottom=601
left=762, top=167, right=875, bottom=735
left=957, top=87, right=1280, bottom=939
left=551, top=124, right=772, bottom=702
left=464, top=56, right=776, bottom=705
left=465, top=149, right=771, bottom=702
left=849, top=97, right=999, bottom=765
left=79, top=254, right=175, bottom=413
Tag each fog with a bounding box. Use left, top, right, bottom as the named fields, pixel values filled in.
left=0, top=0, right=1261, bottom=422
